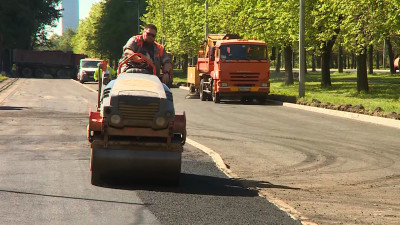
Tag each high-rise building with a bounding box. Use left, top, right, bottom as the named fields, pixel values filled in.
left=61, top=0, right=79, bottom=34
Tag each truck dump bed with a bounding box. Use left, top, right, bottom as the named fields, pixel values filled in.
left=13, top=50, right=76, bottom=66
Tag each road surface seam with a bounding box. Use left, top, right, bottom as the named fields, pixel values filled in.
left=0, top=78, right=21, bottom=104
left=186, top=138, right=316, bottom=225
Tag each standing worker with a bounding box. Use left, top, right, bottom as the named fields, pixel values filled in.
left=120, top=24, right=172, bottom=85
left=12, top=63, right=17, bottom=77
left=94, top=63, right=116, bottom=81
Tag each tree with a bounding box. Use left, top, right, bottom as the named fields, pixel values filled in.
left=71, top=2, right=104, bottom=58
left=99, top=0, right=147, bottom=65
left=46, top=28, right=76, bottom=51
left=71, top=0, right=147, bottom=66
left=210, top=0, right=299, bottom=85
left=339, top=0, right=399, bottom=92
left=305, top=0, right=343, bottom=87
left=0, top=0, right=61, bottom=71
left=143, top=0, right=204, bottom=74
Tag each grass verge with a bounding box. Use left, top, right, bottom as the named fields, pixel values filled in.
left=172, top=68, right=399, bottom=116
left=172, top=69, right=187, bottom=84
left=270, top=71, right=400, bottom=114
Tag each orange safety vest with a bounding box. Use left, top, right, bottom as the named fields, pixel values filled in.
left=134, top=35, right=164, bottom=58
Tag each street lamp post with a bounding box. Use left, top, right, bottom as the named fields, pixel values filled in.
left=125, top=0, right=140, bottom=34
left=137, top=0, right=140, bottom=34
left=299, top=0, right=305, bottom=97
left=205, top=1, right=208, bottom=40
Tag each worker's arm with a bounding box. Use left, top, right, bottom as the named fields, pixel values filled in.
left=161, top=62, right=172, bottom=84
left=160, top=50, right=173, bottom=84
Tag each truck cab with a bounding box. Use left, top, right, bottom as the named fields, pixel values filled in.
left=188, top=34, right=270, bottom=103
left=211, top=40, right=270, bottom=102
left=78, top=58, right=102, bottom=83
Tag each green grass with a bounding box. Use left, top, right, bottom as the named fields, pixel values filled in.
left=172, top=69, right=187, bottom=84
left=270, top=71, right=400, bottom=114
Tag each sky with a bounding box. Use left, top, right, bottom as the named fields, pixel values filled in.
left=52, top=0, right=101, bottom=35
left=79, top=0, right=102, bottom=20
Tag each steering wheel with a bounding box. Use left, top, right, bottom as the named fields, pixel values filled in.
left=118, top=53, right=156, bottom=75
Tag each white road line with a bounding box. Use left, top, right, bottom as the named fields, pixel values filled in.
left=72, top=80, right=97, bottom=93
left=186, top=137, right=316, bottom=225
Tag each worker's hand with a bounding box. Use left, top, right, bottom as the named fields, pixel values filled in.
left=124, top=49, right=140, bottom=61
left=162, top=73, right=170, bottom=85
left=124, top=49, right=134, bottom=56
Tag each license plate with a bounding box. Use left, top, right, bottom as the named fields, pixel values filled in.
left=238, top=87, right=250, bottom=91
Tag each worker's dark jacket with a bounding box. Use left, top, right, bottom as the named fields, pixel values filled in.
left=120, top=35, right=170, bottom=75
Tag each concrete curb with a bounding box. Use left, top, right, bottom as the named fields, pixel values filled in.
left=178, top=86, right=400, bottom=130
left=281, top=102, right=400, bottom=129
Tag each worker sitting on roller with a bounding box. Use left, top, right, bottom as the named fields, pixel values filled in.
left=119, top=24, right=172, bottom=85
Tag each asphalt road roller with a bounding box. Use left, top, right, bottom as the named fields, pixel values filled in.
left=87, top=54, right=186, bottom=185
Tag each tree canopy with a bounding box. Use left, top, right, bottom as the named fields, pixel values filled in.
left=0, top=0, right=61, bottom=51
left=40, top=0, right=400, bottom=92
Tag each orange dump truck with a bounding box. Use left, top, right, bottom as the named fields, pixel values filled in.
left=187, top=34, right=270, bottom=103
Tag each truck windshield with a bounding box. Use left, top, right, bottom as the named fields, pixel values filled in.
left=81, top=61, right=101, bottom=68
left=220, top=44, right=267, bottom=60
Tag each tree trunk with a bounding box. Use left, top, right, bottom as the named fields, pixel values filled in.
left=386, top=37, right=395, bottom=74
left=275, top=49, right=281, bottom=73
left=330, top=53, right=335, bottom=68
left=368, top=45, right=373, bottom=74
left=357, top=48, right=369, bottom=92
left=312, top=53, right=316, bottom=72
left=284, top=45, right=293, bottom=85
left=321, top=50, right=331, bottom=87
left=352, top=53, right=356, bottom=69
left=316, top=55, right=321, bottom=68
left=338, top=45, right=344, bottom=73
left=375, top=51, right=380, bottom=69
left=292, top=51, right=296, bottom=69
left=270, top=47, right=276, bottom=60
left=321, top=40, right=335, bottom=87
left=183, top=54, right=189, bottom=77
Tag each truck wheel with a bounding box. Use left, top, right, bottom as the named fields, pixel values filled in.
left=200, top=79, right=207, bottom=101
left=57, top=69, right=68, bottom=79
left=21, top=67, right=33, bottom=77
left=34, top=68, right=45, bottom=78
left=257, top=97, right=267, bottom=104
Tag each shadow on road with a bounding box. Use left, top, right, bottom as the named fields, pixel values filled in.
left=0, top=188, right=149, bottom=206
left=99, top=173, right=299, bottom=197
left=0, top=106, right=29, bottom=111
